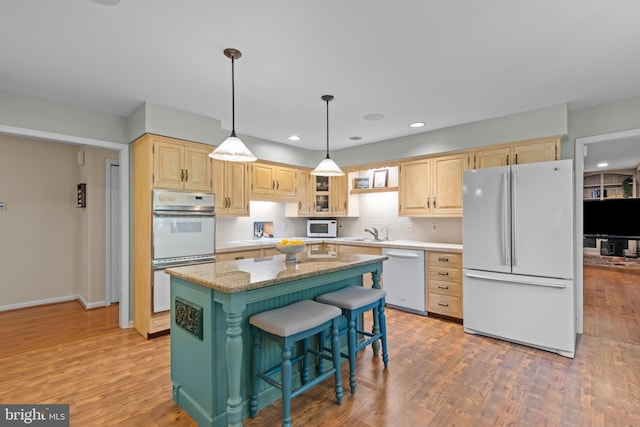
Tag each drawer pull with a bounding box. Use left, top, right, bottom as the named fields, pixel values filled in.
left=437, top=271, right=449, bottom=276
left=438, top=302, right=449, bottom=307
left=437, top=285, right=449, bottom=290
left=438, top=257, right=449, bottom=262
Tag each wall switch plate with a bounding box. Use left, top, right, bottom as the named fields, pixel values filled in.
left=281, top=222, right=288, bottom=231
left=405, top=222, right=413, bottom=232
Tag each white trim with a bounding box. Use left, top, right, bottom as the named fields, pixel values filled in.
left=574, top=127, right=640, bottom=336
left=0, top=295, right=78, bottom=312
left=77, top=295, right=107, bottom=310
left=105, top=158, right=120, bottom=306
left=0, top=124, right=131, bottom=329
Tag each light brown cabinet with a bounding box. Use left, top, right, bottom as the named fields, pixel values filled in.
left=216, top=247, right=279, bottom=262
left=250, top=162, right=297, bottom=201
left=471, top=136, right=560, bottom=169
left=151, top=135, right=212, bottom=191
left=426, top=251, right=462, bottom=319
left=296, top=169, right=314, bottom=215
left=313, top=175, right=349, bottom=216
left=132, top=133, right=215, bottom=338
left=212, top=160, right=250, bottom=217
left=399, top=153, right=469, bottom=217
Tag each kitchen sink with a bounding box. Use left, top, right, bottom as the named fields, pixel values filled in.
left=340, top=237, right=393, bottom=242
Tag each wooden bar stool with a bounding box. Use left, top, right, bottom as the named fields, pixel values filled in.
left=249, top=300, right=344, bottom=427
left=316, top=286, right=388, bottom=393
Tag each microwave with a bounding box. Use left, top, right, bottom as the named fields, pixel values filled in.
left=307, top=219, right=338, bottom=238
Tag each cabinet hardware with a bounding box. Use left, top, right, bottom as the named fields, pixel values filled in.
left=272, top=180, right=275, bottom=189
left=438, top=302, right=449, bottom=307
left=515, top=153, right=519, bottom=164
left=298, top=201, right=302, bottom=210
left=507, top=154, right=510, bottom=165
left=433, top=197, right=436, bottom=208
left=438, top=271, right=449, bottom=276
left=276, top=181, right=279, bottom=190
left=438, top=285, right=449, bottom=289
left=438, top=257, right=449, bottom=262
left=184, top=169, right=188, bottom=182
left=427, top=197, right=430, bottom=208
left=180, top=169, right=185, bottom=181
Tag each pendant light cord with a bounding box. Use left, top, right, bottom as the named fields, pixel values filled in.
left=230, top=54, right=236, bottom=138
left=325, top=97, right=330, bottom=159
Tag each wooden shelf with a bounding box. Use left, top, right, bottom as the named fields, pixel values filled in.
left=351, top=186, right=398, bottom=195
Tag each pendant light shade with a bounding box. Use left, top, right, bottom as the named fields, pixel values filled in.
left=209, top=48, right=257, bottom=162
left=311, top=94, right=344, bottom=176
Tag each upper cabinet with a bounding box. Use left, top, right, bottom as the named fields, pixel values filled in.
left=399, top=153, right=469, bottom=217
left=471, top=136, right=561, bottom=169
left=212, top=160, right=250, bottom=217
left=296, top=169, right=314, bottom=215
left=250, top=162, right=297, bottom=201
left=151, top=135, right=212, bottom=191
left=312, top=175, right=349, bottom=216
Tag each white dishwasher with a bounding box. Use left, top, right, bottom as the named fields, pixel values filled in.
left=382, top=248, right=425, bottom=313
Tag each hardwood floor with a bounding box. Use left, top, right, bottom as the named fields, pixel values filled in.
left=1, top=266, right=639, bottom=426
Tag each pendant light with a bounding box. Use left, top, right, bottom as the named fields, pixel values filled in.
left=209, top=48, right=257, bottom=162
left=311, top=94, right=344, bottom=176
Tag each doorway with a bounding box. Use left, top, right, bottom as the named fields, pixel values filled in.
left=575, top=127, right=640, bottom=335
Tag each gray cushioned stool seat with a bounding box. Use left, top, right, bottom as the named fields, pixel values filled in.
left=316, top=286, right=386, bottom=310
left=249, top=300, right=342, bottom=337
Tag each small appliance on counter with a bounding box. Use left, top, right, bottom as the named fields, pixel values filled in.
left=307, top=219, right=338, bottom=238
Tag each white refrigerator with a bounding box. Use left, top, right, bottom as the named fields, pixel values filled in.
left=462, top=159, right=576, bottom=358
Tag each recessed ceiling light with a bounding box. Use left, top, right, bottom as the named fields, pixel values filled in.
left=288, top=135, right=301, bottom=141
left=597, top=162, right=609, bottom=168
left=410, top=122, right=425, bottom=128
left=364, top=113, right=384, bottom=121
left=349, top=136, right=362, bottom=141
left=89, top=0, right=122, bottom=5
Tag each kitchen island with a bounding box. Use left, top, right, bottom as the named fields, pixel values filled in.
left=165, top=252, right=386, bottom=427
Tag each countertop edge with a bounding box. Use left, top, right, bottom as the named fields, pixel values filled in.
left=216, top=238, right=462, bottom=254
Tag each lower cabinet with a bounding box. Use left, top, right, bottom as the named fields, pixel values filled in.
left=426, top=251, right=463, bottom=318
left=216, top=247, right=279, bottom=262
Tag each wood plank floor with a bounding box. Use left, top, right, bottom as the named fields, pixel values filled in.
left=1, top=266, right=639, bottom=426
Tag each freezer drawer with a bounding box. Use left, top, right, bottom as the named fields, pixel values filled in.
left=463, top=269, right=575, bottom=358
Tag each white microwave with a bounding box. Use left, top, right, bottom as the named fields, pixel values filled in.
left=307, top=219, right=338, bottom=238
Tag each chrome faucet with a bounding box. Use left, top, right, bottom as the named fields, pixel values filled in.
left=364, top=226, right=379, bottom=240
left=380, top=226, right=389, bottom=240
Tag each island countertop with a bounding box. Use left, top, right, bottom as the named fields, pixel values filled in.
left=165, top=252, right=388, bottom=294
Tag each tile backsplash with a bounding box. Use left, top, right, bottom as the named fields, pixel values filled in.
left=215, top=193, right=462, bottom=244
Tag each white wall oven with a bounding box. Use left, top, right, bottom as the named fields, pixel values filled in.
left=151, top=190, right=215, bottom=313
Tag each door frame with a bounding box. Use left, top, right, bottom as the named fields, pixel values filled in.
left=105, top=159, right=120, bottom=305
left=574, top=127, right=640, bottom=335
left=0, top=124, right=131, bottom=329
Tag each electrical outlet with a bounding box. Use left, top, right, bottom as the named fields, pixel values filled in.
left=405, top=222, right=413, bottom=232
left=432, top=223, right=437, bottom=232
left=281, top=222, right=288, bottom=231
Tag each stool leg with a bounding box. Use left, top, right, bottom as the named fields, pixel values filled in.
left=250, top=331, right=262, bottom=418
left=331, top=318, right=343, bottom=405
left=317, top=329, right=326, bottom=375
left=281, top=344, right=293, bottom=427
left=379, top=301, right=389, bottom=368
left=371, top=306, right=381, bottom=357
left=302, top=337, right=310, bottom=384
left=347, top=313, right=357, bottom=393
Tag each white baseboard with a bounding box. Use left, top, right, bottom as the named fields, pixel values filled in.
left=77, top=295, right=107, bottom=310
left=0, top=295, right=106, bottom=312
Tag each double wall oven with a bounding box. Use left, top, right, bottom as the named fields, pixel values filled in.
left=151, top=190, right=216, bottom=313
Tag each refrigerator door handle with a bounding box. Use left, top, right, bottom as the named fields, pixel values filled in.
left=512, top=170, right=518, bottom=266
left=464, top=272, right=567, bottom=289
left=502, top=172, right=510, bottom=266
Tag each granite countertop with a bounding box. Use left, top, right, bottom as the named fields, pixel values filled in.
left=165, top=252, right=387, bottom=293
left=216, top=237, right=462, bottom=253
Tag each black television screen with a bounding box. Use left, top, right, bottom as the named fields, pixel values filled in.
left=583, top=198, right=640, bottom=239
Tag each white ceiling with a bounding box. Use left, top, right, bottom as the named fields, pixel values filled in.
left=2, top=1, right=640, bottom=159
